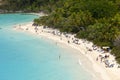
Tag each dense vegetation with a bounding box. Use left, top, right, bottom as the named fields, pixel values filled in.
left=0, top=0, right=59, bottom=13
left=0, top=0, right=120, bottom=64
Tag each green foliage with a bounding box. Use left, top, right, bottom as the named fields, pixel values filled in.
left=112, top=35, right=120, bottom=64
left=0, top=0, right=59, bottom=13
left=85, top=0, right=118, bottom=19
left=112, top=46, right=120, bottom=64
left=111, top=13, right=120, bottom=30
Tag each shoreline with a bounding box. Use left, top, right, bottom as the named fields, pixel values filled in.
left=13, top=22, right=120, bottom=80
left=0, top=12, right=47, bottom=17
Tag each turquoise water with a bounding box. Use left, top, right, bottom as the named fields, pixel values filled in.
left=0, top=14, right=93, bottom=80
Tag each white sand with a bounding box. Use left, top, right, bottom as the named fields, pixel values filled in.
left=26, top=12, right=48, bottom=16
left=13, top=22, right=120, bottom=80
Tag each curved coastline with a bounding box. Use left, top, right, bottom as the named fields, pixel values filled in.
left=13, top=21, right=120, bottom=80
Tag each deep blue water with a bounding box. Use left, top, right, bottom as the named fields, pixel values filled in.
left=0, top=13, right=93, bottom=80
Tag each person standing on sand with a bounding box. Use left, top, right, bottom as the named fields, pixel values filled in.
left=59, top=54, right=61, bottom=60
left=96, top=57, right=98, bottom=61
left=68, top=40, right=70, bottom=43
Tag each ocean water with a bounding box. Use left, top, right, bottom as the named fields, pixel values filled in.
left=0, top=14, right=93, bottom=80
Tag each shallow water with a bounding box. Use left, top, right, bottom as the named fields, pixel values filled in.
left=0, top=13, right=93, bottom=80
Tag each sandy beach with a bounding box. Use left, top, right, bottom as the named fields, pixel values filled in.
left=13, top=22, right=120, bottom=80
